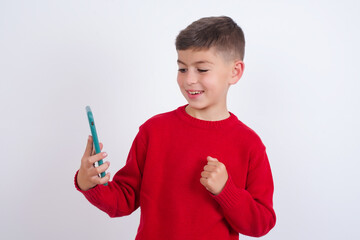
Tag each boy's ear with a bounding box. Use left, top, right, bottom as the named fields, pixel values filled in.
left=229, top=60, right=245, bottom=85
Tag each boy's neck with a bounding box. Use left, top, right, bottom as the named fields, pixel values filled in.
left=185, top=105, right=230, bottom=121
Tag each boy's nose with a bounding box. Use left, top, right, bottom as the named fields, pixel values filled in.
left=185, top=72, right=198, bottom=85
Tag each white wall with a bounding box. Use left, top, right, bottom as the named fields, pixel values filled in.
left=1, top=0, right=359, bottom=239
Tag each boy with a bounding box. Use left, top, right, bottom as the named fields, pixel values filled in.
left=75, top=16, right=276, bottom=239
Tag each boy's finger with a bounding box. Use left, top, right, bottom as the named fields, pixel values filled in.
left=88, top=152, right=108, bottom=165
left=201, top=171, right=211, bottom=178
left=91, top=142, right=103, bottom=156
left=91, top=172, right=111, bottom=185
left=207, top=160, right=219, bottom=166
left=93, top=161, right=110, bottom=175
left=200, top=177, right=209, bottom=189
left=207, top=156, right=218, bottom=162
left=98, top=172, right=111, bottom=185
left=204, top=165, right=217, bottom=172
left=91, top=147, right=95, bottom=156
left=83, top=135, right=93, bottom=157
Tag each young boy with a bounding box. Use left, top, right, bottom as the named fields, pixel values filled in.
left=75, top=16, right=276, bottom=239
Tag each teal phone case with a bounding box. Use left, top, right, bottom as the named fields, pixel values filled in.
left=86, top=106, right=107, bottom=186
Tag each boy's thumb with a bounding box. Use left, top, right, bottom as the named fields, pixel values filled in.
left=207, top=156, right=218, bottom=162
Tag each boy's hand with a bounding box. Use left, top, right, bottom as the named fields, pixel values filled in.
left=77, top=136, right=111, bottom=191
left=200, top=156, right=228, bottom=195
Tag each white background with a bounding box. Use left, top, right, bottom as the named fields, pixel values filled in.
left=1, top=0, right=360, bottom=239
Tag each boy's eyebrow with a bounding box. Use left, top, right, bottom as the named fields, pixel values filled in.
left=177, top=59, right=214, bottom=65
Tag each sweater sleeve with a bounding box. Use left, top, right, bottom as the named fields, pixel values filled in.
left=212, top=147, right=276, bottom=237
left=74, top=128, right=147, bottom=218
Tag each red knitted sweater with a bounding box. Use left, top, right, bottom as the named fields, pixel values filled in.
left=75, top=105, right=276, bottom=239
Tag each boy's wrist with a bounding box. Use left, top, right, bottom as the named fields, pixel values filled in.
left=212, top=174, right=244, bottom=210
left=75, top=170, right=93, bottom=192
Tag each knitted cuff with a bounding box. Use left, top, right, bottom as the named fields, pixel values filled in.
left=74, top=170, right=102, bottom=203
left=212, top=174, right=245, bottom=210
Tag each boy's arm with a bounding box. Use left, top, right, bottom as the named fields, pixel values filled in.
left=209, top=148, right=276, bottom=237
left=75, top=129, right=147, bottom=217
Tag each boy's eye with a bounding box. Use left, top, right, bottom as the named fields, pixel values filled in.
left=178, top=68, right=187, bottom=73
left=198, top=69, right=208, bottom=73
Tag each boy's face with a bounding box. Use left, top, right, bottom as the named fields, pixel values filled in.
left=177, top=47, right=242, bottom=120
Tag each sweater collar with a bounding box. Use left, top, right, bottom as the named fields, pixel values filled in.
left=175, top=105, right=238, bottom=129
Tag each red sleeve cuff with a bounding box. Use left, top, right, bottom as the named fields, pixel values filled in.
left=74, top=170, right=102, bottom=203
left=212, top=174, right=246, bottom=210
left=74, top=170, right=83, bottom=191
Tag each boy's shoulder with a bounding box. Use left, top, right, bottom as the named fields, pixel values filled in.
left=139, top=107, right=179, bottom=130
left=233, top=119, right=261, bottom=136
left=228, top=115, right=266, bottom=149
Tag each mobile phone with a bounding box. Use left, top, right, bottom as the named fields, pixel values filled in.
left=86, top=106, right=108, bottom=186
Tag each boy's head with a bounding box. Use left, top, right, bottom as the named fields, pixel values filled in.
left=175, top=16, right=245, bottom=120
left=175, top=16, right=245, bottom=62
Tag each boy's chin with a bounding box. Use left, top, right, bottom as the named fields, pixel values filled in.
left=185, top=102, right=207, bottom=112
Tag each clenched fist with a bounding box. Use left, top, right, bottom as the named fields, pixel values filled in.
left=200, top=156, right=228, bottom=195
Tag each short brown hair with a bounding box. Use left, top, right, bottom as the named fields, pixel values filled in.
left=175, top=16, right=245, bottom=61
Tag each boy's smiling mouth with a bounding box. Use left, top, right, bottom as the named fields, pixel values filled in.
left=187, top=90, right=205, bottom=95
